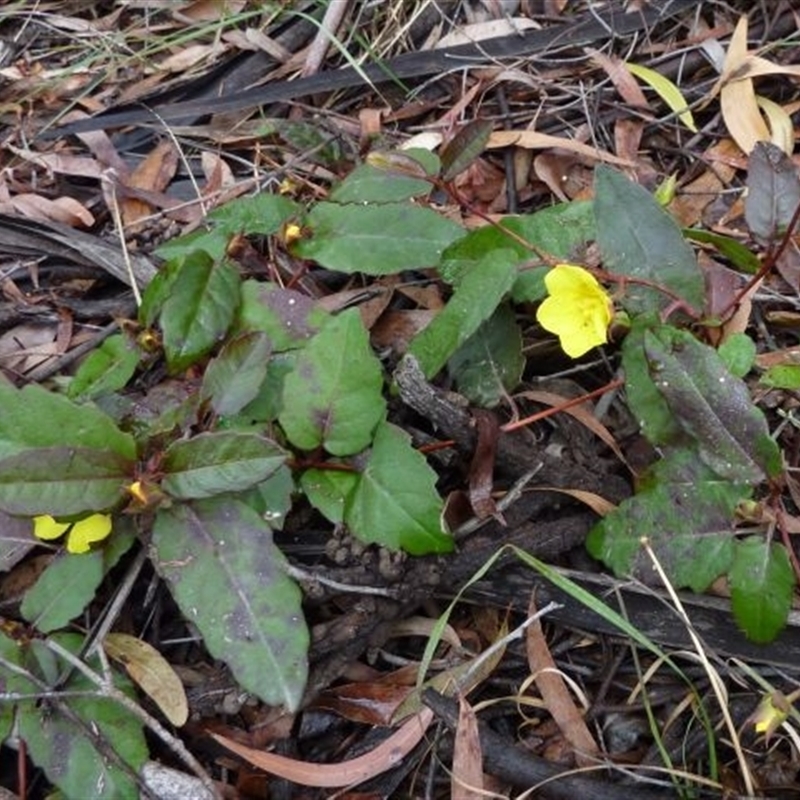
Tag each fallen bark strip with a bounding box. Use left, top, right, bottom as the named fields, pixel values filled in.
left=461, top=565, right=800, bottom=670
left=422, top=688, right=681, bottom=800
left=58, top=1, right=696, bottom=133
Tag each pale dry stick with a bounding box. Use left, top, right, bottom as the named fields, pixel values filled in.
left=103, top=170, right=142, bottom=307
left=44, top=638, right=222, bottom=800
left=460, top=600, right=561, bottom=688
left=148, top=106, right=209, bottom=220
left=84, top=546, right=149, bottom=660
left=283, top=562, right=397, bottom=597
left=301, top=0, right=351, bottom=77
left=640, top=539, right=756, bottom=796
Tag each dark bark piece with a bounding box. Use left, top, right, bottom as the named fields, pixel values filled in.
left=56, top=1, right=696, bottom=134
left=463, top=566, right=800, bottom=670
left=0, top=213, right=157, bottom=290
left=422, top=688, right=677, bottom=800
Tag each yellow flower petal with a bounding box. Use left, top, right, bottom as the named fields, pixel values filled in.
left=66, top=514, right=112, bottom=555
left=537, top=264, right=612, bottom=358
left=33, top=515, right=71, bottom=542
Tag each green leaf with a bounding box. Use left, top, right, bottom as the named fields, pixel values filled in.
left=279, top=309, right=386, bottom=455
left=683, top=228, right=761, bottom=274
left=717, top=333, right=756, bottom=378
left=594, top=166, right=704, bottom=314
left=201, top=332, right=272, bottom=416
left=237, top=280, right=328, bottom=351
left=440, top=119, right=495, bottom=182
left=161, top=432, right=286, bottom=500
left=271, top=119, right=344, bottom=165
left=346, top=421, right=452, bottom=555
left=644, top=326, right=781, bottom=481
left=21, top=521, right=136, bottom=633
left=68, top=334, right=141, bottom=401
left=0, top=447, right=133, bottom=516
left=586, top=451, right=744, bottom=592
left=139, top=254, right=184, bottom=328
left=152, top=498, right=309, bottom=710
left=0, top=382, right=135, bottom=460
left=295, top=202, right=464, bottom=274
left=207, top=193, right=301, bottom=237
left=239, top=464, right=294, bottom=530
left=448, top=304, right=524, bottom=407
left=236, top=352, right=296, bottom=423
left=621, top=318, right=685, bottom=446
left=159, top=251, right=241, bottom=373
left=760, top=364, right=800, bottom=390
left=409, top=248, right=519, bottom=378
left=0, top=629, right=34, bottom=739
left=156, top=194, right=300, bottom=261
left=19, top=634, right=147, bottom=800
left=329, top=163, right=432, bottom=203
left=300, top=467, right=359, bottom=524
left=729, top=537, right=794, bottom=642
left=440, top=201, right=595, bottom=287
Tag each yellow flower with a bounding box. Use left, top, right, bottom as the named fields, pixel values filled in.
left=33, top=513, right=113, bottom=554
left=536, top=264, right=612, bottom=358
left=749, top=692, right=790, bottom=742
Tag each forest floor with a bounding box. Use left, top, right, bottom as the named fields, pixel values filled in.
left=1, top=2, right=800, bottom=799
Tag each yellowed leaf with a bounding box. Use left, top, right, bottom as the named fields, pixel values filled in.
left=727, top=55, right=800, bottom=83
left=755, top=96, right=794, bottom=155
left=626, top=62, right=696, bottom=132
left=486, top=130, right=635, bottom=166
left=721, top=74, right=769, bottom=154
left=716, top=15, right=800, bottom=154
left=104, top=633, right=189, bottom=726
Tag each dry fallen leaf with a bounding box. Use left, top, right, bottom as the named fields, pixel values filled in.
left=487, top=130, right=635, bottom=167
left=716, top=15, right=800, bottom=154
left=104, top=633, right=189, bottom=727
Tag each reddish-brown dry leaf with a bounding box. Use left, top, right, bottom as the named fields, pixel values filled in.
left=516, top=389, right=629, bottom=469
left=371, top=309, right=435, bottom=354
left=312, top=681, right=413, bottom=726
left=201, top=151, right=235, bottom=195
left=775, top=241, right=800, bottom=293
left=176, top=0, right=247, bottom=22
left=587, top=48, right=650, bottom=110
left=121, top=140, right=179, bottom=227
left=613, top=118, right=645, bottom=167
left=7, top=145, right=106, bottom=180
left=533, top=152, right=593, bottom=201
left=212, top=708, right=434, bottom=788
left=0, top=323, right=58, bottom=374
left=1, top=195, right=95, bottom=227
left=452, top=695, right=484, bottom=800
left=670, top=142, right=737, bottom=227
left=526, top=596, right=599, bottom=767
left=468, top=410, right=500, bottom=520
left=530, top=487, right=616, bottom=517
